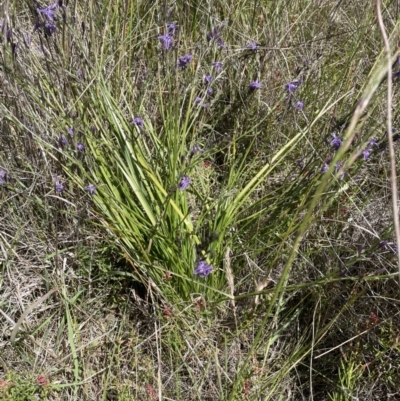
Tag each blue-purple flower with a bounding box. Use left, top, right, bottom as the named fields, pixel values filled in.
left=330, top=133, right=342, bottom=151
left=206, top=87, right=214, bottom=96
left=54, top=180, right=64, bottom=194
left=167, top=22, right=177, bottom=35
left=158, top=33, right=173, bottom=50
left=379, top=240, right=398, bottom=254
left=59, top=134, right=68, bottom=147
left=286, top=80, right=301, bottom=93
left=67, top=127, right=74, bottom=136
left=212, top=61, right=223, bottom=73
left=194, top=260, right=213, bottom=278
left=206, top=25, right=225, bottom=48
left=362, top=148, right=372, bottom=161
left=320, top=157, right=332, bottom=173
left=131, top=117, right=144, bottom=128
left=77, top=143, right=85, bottom=152
left=191, top=145, right=202, bottom=154
left=334, top=162, right=345, bottom=180
left=84, top=183, right=96, bottom=196
left=362, top=139, right=379, bottom=161
left=0, top=170, right=6, bottom=185
left=249, top=80, right=262, bottom=91
left=321, top=162, right=329, bottom=174
left=246, top=41, right=259, bottom=52
left=194, top=97, right=208, bottom=108
left=204, top=74, right=213, bottom=84
left=37, top=2, right=58, bottom=20
left=44, top=21, right=56, bottom=36
left=179, top=176, right=191, bottom=191
left=178, top=54, right=192, bottom=69
left=294, top=100, right=304, bottom=111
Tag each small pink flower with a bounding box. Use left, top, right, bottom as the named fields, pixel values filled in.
left=36, top=376, right=47, bottom=386
left=145, top=384, right=158, bottom=400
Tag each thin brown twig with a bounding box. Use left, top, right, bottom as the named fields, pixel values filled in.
left=376, top=0, right=400, bottom=286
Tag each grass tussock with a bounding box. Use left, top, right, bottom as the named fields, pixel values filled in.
left=1, top=0, right=400, bottom=399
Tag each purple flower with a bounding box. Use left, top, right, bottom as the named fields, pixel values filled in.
left=334, top=162, right=345, bottom=180
left=131, top=117, right=144, bottom=128
left=204, top=74, right=213, bottom=84
left=194, top=97, right=208, bottom=108
left=286, top=80, right=301, bottom=93
left=212, top=61, right=223, bottom=73
left=59, top=134, right=68, bottom=147
left=206, top=87, right=214, bottom=96
left=191, top=145, right=202, bottom=154
left=321, top=163, right=329, bottom=173
left=179, top=176, right=191, bottom=191
left=294, top=100, right=304, bottom=111
left=0, top=170, right=6, bottom=185
left=379, top=241, right=398, bottom=254
left=362, top=148, right=372, bottom=161
left=320, top=157, right=332, bottom=173
left=67, top=127, right=74, bottom=136
left=330, top=133, right=342, bottom=151
left=246, top=41, right=259, bottom=52
left=54, top=180, right=64, bottom=194
left=206, top=25, right=225, bottom=48
left=178, top=54, right=192, bottom=69
left=167, top=22, right=177, bottom=35
left=194, top=260, right=213, bottom=278
left=84, top=183, right=96, bottom=196
left=44, top=21, right=56, bottom=36
left=37, top=3, right=58, bottom=20
left=77, top=143, right=85, bottom=152
left=362, top=139, right=379, bottom=161
left=158, top=33, right=173, bottom=50
left=249, top=80, right=262, bottom=91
